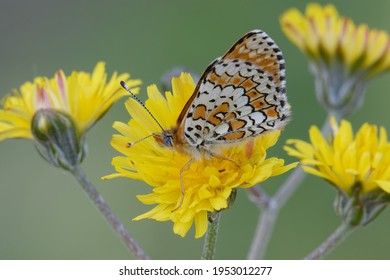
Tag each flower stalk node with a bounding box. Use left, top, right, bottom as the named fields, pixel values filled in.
left=335, top=186, right=390, bottom=226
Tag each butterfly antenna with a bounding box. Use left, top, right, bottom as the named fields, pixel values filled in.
left=126, top=134, right=156, bottom=148
left=120, top=81, right=165, bottom=132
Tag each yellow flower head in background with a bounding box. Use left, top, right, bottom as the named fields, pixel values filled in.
left=285, top=118, right=390, bottom=225
left=0, top=62, right=141, bottom=140
left=281, top=3, right=390, bottom=76
left=280, top=3, right=390, bottom=115
left=104, top=73, right=297, bottom=238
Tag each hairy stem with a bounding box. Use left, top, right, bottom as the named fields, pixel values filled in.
left=201, top=212, right=221, bottom=260
left=247, top=199, right=278, bottom=259
left=304, top=223, right=356, bottom=259
left=71, top=166, right=149, bottom=259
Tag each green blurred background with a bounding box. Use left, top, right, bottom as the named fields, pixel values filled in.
left=1, top=0, right=390, bottom=259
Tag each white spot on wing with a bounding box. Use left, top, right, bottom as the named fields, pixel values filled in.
left=214, top=123, right=229, bottom=135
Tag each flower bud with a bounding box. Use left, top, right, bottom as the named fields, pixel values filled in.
left=31, top=109, right=87, bottom=170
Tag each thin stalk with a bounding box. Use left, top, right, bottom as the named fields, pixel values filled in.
left=247, top=200, right=278, bottom=259
left=304, top=223, right=356, bottom=260
left=70, top=166, right=149, bottom=260
left=247, top=114, right=334, bottom=259
left=201, top=212, right=221, bottom=260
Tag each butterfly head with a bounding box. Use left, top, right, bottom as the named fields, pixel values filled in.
left=152, top=128, right=192, bottom=156
left=153, top=130, right=175, bottom=148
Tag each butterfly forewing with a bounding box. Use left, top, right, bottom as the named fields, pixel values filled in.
left=222, top=30, right=286, bottom=93
left=180, top=30, right=290, bottom=150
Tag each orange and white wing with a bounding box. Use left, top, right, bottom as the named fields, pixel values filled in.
left=181, top=30, right=290, bottom=149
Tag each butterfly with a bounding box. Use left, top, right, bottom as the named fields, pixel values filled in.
left=121, top=29, right=290, bottom=210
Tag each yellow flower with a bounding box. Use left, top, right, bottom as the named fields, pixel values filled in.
left=285, top=117, right=390, bottom=194
left=281, top=3, right=390, bottom=75
left=285, top=118, right=390, bottom=225
left=0, top=62, right=141, bottom=140
left=280, top=3, right=390, bottom=115
left=104, top=73, right=297, bottom=238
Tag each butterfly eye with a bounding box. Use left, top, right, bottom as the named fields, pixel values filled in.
left=163, top=134, right=174, bottom=147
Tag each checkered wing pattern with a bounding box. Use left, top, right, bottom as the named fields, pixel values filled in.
left=180, top=30, right=290, bottom=149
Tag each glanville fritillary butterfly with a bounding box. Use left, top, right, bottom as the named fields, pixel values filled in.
left=121, top=29, right=290, bottom=211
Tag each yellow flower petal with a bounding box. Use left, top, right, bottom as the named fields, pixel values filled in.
left=376, top=180, right=390, bottom=193
left=194, top=211, right=208, bottom=239
left=286, top=117, right=390, bottom=196
left=309, top=126, right=333, bottom=165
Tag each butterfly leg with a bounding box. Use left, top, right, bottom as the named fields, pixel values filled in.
left=171, top=158, right=195, bottom=212
left=209, top=152, right=240, bottom=168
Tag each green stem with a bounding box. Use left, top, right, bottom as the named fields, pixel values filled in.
left=304, top=223, right=356, bottom=260
left=201, top=212, right=221, bottom=260
left=70, top=166, right=149, bottom=260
